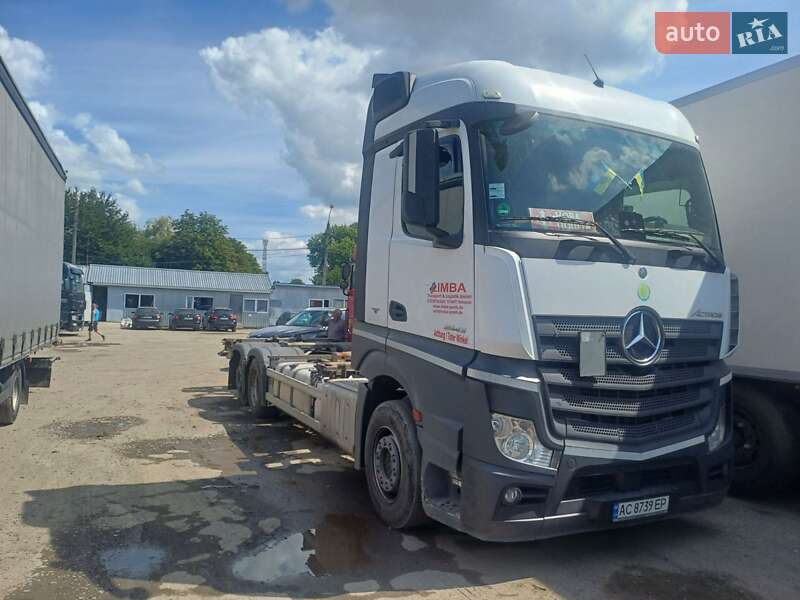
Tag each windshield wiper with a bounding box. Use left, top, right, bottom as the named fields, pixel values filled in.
left=497, top=215, right=636, bottom=264
left=622, top=227, right=722, bottom=268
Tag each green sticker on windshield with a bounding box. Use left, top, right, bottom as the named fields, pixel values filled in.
left=495, top=202, right=511, bottom=217
left=637, top=283, right=651, bottom=301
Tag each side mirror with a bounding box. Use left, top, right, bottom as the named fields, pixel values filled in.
left=340, top=261, right=353, bottom=293
left=402, top=128, right=440, bottom=229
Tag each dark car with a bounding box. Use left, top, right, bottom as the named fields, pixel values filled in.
left=169, top=308, right=202, bottom=330
left=131, top=307, right=163, bottom=329
left=249, top=307, right=344, bottom=340
left=204, top=308, right=238, bottom=332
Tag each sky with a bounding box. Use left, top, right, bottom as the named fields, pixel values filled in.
left=0, top=0, right=796, bottom=281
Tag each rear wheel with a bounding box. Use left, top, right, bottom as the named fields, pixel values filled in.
left=0, top=366, right=23, bottom=426
left=364, top=399, right=428, bottom=529
left=246, top=361, right=279, bottom=419
left=731, top=383, right=800, bottom=495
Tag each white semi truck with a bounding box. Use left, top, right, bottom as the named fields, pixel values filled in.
left=675, top=55, right=800, bottom=494
left=228, top=61, right=737, bottom=541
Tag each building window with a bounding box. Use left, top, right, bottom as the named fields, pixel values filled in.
left=333, top=298, right=346, bottom=309
left=186, top=296, right=214, bottom=311
left=125, top=293, right=155, bottom=309
left=140, top=294, right=155, bottom=307
left=244, top=298, right=269, bottom=313
left=309, top=299, right=329, bottom=308
left=125, top=294, right=139, bottom=309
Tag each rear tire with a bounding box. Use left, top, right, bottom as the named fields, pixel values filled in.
left=731, top=383, right=800, bottom=496
left=0, top=366, right=23, bottom=426
left=246, top=361, right=279, bottom=419
left=364, top=399, right=429, bottom=529
left=236, top=356, right=249, bottom=406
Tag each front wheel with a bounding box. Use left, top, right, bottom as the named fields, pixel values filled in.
left=0, top=366, right=23, bottom=425
left=364, top=399, right=429, bottom=529
left=731, top=383, right=800, bottom=495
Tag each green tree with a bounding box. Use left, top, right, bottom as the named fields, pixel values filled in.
left=289, top=278, right=304, bottom=284
left=307, top=223, right=357, bottom=285
left=143, top=216, right=174, bottom=244
left=153, top=211, right=262, bottom=273
left=63, top=188, right=149, bottom=266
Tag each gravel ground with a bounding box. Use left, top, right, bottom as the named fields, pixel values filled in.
left=0, top=326, right=798, bottom=599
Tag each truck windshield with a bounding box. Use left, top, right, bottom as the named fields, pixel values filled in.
left=478, top=112, right=721, bottom=258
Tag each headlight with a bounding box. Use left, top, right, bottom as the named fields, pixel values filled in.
left=491, top=413, right=558, bottom=469
left=708, top=400, right=727, bottom=452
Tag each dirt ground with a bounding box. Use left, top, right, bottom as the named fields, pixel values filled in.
left=0, top=326, right=798, bottom=600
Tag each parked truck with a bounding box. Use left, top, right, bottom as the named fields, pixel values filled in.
left=675, top=55, right=800, bottom=494
left=0, top=56, right=66, bottom=425
left=60, top=262, right=87, bottom=332
left=227, top=61, right=737, bottom=541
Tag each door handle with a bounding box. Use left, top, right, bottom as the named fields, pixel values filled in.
left=389, top=301, right=407, bottom=322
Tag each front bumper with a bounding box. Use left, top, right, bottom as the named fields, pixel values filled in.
left=434, top=437, right=732, bottom=542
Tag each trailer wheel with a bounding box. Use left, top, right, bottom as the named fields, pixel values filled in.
left=731, top=383, right=800, bottom=495
left=246, top=361, right=279, bottom=419
left=365, top=399, right=428, bottom=529
left=0, top=366, right=23, bottom=426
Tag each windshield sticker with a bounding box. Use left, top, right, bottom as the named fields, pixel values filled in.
left=495, top=201, right=511, bottom=218
left=488, top=182, right=506, bottom=199
left=528, top=208, right=595, bottom=232
left=637, top=283, right=652, bottom=301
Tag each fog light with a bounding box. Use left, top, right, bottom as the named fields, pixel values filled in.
left=708, top=400, right=727, bottom=452
left=491, top=412, right=558, bottom=469
left=503, top=486, right=522, bottom=505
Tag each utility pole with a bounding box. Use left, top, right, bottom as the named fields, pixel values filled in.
left=262, top=238, right=268, bottom=273
left=70, top=194, right=80, bottom=264
left=321, top=204, right=334, bottom=284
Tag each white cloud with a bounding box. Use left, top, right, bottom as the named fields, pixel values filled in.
left=259, top=230, right=313, bottom=282
left=125, top=178, right=148, bottom=195
left=0, top=24, right=50, bottom=96
left=203, top=1, right=685, bottom=211
left=201, top=27, right=377, bottom=202
left=112, top=192, right=142, bottom=224
left=300, top=203, right=358, bottom=225
left=74, top=113, right=155, bottom=172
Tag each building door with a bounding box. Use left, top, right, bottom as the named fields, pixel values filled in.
left=230, top=294, right=243, bottom=315
left=93, top=286, right=108, bottom=321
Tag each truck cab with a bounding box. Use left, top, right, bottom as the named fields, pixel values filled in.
left=351, top=61, right=736, bottom=541
left=60, top=262, right=87, bottom=332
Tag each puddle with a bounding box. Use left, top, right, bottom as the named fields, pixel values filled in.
left=47, top=416, right=146, bottom=440
left=605, top=565, right=762, bottom=600
left=233, top=533, right=313, bottom=583
left=99, top=544, right=167, bottom=579
left=233, top=513, right=373, bottom=584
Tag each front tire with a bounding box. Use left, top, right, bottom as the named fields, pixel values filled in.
left=246, top=361, right=279, bottom=419
left=364, top=399, right=428, bottom=529
left=731, top=383, right=800, bottom=495
left=0, top=366, right=23, bottom=426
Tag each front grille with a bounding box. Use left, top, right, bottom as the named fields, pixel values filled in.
left=535, top=314, right=723, bottom=446
left=565, top=463, right=698, bottom=499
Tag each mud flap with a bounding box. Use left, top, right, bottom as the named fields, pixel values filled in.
left=27, top=357, right=58, bottom=388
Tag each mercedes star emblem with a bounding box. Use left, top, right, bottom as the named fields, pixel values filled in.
left=621, top=307, right=664, bottom=366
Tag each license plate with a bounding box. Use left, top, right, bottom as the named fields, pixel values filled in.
left=612, top=495, right=669, bottom=522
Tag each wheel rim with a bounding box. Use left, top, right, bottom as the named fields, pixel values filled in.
left=734, top=411, right=759, bottom=468
left=372, top=426, right=403, bottom=502
left=10, top=375, right=20, bottom=412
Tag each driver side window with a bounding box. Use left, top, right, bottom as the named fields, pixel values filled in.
left=403, top=135, right=464, bottom=242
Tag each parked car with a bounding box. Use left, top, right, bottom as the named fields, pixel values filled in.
left=249, top=307, right=343, bottom=340
left=275, top=311, right=294, bottom=325
left=169, top=308, right=202, bottom=330
left=131, top=307, right=163, bottom=329
left=204, top=308, right=238, bottom=332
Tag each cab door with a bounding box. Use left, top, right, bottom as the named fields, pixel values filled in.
left=387, top=125, right=475, bottom=349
